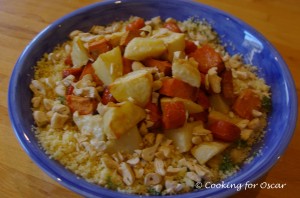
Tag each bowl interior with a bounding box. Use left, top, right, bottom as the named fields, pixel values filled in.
left=8, top=0, right=297, bottom=197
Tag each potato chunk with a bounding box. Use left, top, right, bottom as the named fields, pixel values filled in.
left=102, top=101, right=146, bottom=139
left=172, top=58, right=201, bottom=88
left=71, top=37, right=89, bottom=68
left=161, top=97, right=204, bottom=114
left=92, top=46, right=123, bottom=85
left=191, top=141, right=229, bottom=164
left=124, top=37, right=166, bottom=61
left=105, top=126, right=142, bottom=154
left=165, top=121, right=203, bottom=153
left=152, top=29, right=185, bottom=61
left=109, top=69, right=153, bottom=107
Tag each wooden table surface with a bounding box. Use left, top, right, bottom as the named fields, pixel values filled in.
left=1, top=0, right=299, bottom=197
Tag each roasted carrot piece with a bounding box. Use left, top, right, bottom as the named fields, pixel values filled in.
left=126, top=17, right=145, bottom=31
left=122, top=57, right=133, bottom=75
left=145, top=102, right=162, bottom=130
left=143, top=58, right=172, bottom=76
left=62, top=67, right=83, bottom=79
left=195, top=89, right=210, bottom=109
left=208, top=120, right=241, bottom=142
left=221, top=69, right=236, bottom=103
left=64, top=54, right=73, bottom=66
left=189, top=44, right=225, bottom=74
left=66, top=85, right=74, bottom=95
left=161, top=100, right=186, bottom=130
left=164, top=21, right=181, bottom=33
left=159, top=78, right=197, bottom=101
left=232, top=89, right=261, bottom=119
left=120, top=30, right=141, bottom=46
left=190, top=111, right=208, bottom=123
left=66, top=95, right=98, bottom=115
left=88, top=38, right=112, bottom=60
left=185, top=40, right=197, bottom=54
left=79, top=63, right=103, bottom=86
left=101, top=87, right=117, bottom=105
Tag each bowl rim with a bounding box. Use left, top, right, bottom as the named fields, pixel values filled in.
left=8, top=0, right=298, bottom=197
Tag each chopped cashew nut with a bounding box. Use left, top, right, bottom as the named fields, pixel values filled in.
left=119, top=162, right=135, bottom=186
left=33, top=111, right=49, bottom=126
left=144, top=173, right=162, bottom=186
left=50, top=112, right=69, bottom=128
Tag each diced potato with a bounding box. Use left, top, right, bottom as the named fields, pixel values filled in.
left=124, top=37, right=166, bottom=61
left=209, top=94, right=230, bottom=114
left=208, top=110, right=242, bottom=125
left=92, top=46, right=123, bottom=86
left=172, top=58, right=201, bottom=88
left=105, top=126, right=142, bottom=154
left=109, top=69, right=153, bottom=107
left=191, top=141, right=229, bottom=164
left=73, top=112, right=105, bottom=140
left=102, top=101, right=146, bottom=139
left=105, top=32, right=125, bottom=47
left=71, top=37, right=89, bottom=68
left=152, top=29, right=185, bottom=61
left=161, top=97, right=203, bottom=114
left=165, top=121, right=203, bottom=153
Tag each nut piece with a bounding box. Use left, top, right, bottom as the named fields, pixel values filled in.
left=31, top=96, right=42, bottom=108
left=119, top=162, right=135, bottom=186
left=141, top=145, right=157, bottom=162
left=50, top=112, right=68, bottom=129
left=52, top=104, right=70, bottom=115
left=133, top=168, right=144, bottom=179
left=186, top=171, right=201, bottom=182
left=33, top=111, right=49, bottom=126
left=101, top=155, right=119, bottom=170
left=126, top=157, right=140, bottom=165
left=30, top=80, right=46, bottom=96
left=154, top=158, right=166, bottom=176
left=144, top=173, right=162, bottom=186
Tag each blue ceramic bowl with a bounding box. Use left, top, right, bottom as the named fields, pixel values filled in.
left=8, top=0, right=297, bottom=197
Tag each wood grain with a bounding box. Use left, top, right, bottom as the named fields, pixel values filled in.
left=1, top=0, right=299, bottom=197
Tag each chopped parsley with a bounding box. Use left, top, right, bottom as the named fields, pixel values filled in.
left=106, top=176, right=119, bottom=190
left=219, top=153, right=235, bottom=173
left=148, top=187, right=161, bottom=196
left=235, top=139, right=248, bottom=149
left=262, top=96, right=272, bottom=112
left=57, top=96, right=66, bottom=104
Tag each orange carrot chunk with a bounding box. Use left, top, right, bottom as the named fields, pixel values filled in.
left=64, top=54, right=73, bottom=66
left=126, top=17, right=145, bottom=31
left=189, top=44, right=225, bottom=74
left=66, top=95, right=98, bottom=115
left=195, top=89, right=210, bottom=109
left=190, top=111, right=208, bottom=123
left=120, top=30, right=141, bottom=46
left=62, top=67, right=83, bottom=79
left=221, top=70, right=236, bottom=103
left=101, top=87, right=117, bottom=105
left=208, top=120, right=241, bottom=142
left=159, top=78, right=197, bottom=101
left=143, top=58, right=172, bottom=76
left=88, top=39, right=112, bottom=60
left=122, top=57, right=133, bottom=75
left=145, top=102, right=162, bottom=130
left=161, top=100, right=186, bottom=130
left=185, top=40, right=197, bottom=54
left=79, top=62, right=103, bottom=86
left=232, top=89, right=261, bottom=119
left=164, top=21, right=182, bottom=33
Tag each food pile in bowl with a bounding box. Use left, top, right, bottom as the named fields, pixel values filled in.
left=29, top=16, right=271, bottom=195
